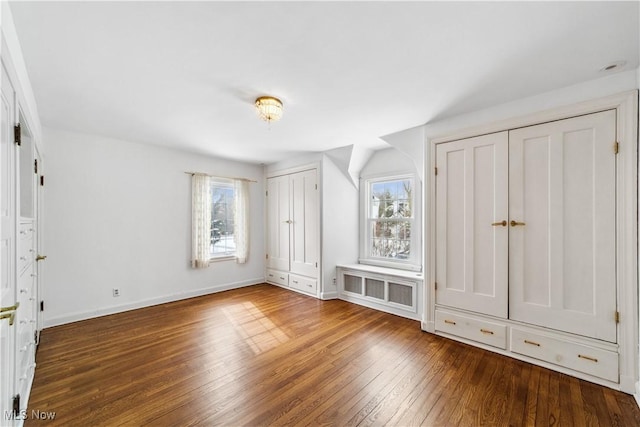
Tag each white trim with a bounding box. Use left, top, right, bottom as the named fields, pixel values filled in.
left=360, top=173, right=422, bottom=271
left=320, top=290, right=338, bottom=300
left=425, top=90, right=638, bottom=394
left=266, top=161, right=320, bottom=179
left=43, top=278, right=264, bottom=328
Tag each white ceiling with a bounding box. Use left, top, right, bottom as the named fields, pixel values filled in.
left=9, top=1, right=639, bottom=164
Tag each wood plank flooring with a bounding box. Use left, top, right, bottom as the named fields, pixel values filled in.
left=25, top=284, right=640, bottom=426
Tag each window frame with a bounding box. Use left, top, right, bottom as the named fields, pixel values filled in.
left=359, top=172, right=422, bottom=272
left=209, top=178, right=236, bottom=261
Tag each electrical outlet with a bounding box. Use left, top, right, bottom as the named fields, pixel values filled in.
left=112, top=288, right=120, bottom=297
left=332, top=277, right=337, bottom=285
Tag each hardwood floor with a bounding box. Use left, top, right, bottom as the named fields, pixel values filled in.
left=26, top=284, right=640, bottom=426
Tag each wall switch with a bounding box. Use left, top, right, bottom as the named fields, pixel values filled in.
left=332, top=277, right=337, bottom=285
left=112, top=288, right=120, bottom=297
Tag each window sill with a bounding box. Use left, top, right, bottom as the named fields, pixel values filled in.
left=358, top=258, right=422, bottom=273
left=338, top=263, right=424, bottom=281
left=209, top=255, right=236, bottom=263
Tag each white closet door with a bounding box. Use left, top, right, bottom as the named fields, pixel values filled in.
left=290, top=169, right=318, bottom=278
left=266, top=175, right=290, bottom=271
left=509, top=110, right=617, bottom=342
left=0, top=64, right=17, bottom=426
left=435, top=132, right=509, bottom=318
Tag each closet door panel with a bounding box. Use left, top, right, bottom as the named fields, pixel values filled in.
left=290, top=169, right=318, bottom=277
left=435, top=132, right=508, bottom=318
left=509, top=110, right=617, bottom=342
left=266, top=176, right=290, bottom=271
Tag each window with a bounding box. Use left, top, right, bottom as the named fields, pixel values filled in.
left=191, top=174, right=250, bottom=268
left=361, top=175, right=421, bottom=271
left=210, top=180, right=236, bottom=258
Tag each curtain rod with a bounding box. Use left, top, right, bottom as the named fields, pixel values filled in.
left=184, top=171, right=257, bottom=183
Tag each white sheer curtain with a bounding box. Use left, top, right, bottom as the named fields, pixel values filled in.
left=234, top=179, right=250, bottom=263
left=191, top=173, right=212, bottom=269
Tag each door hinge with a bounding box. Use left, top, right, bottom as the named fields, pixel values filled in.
left=40, top=300, right=44, bottom=312
left=615, top=311, right=620, bottom=323
left=34, top=330, right=38, bottom=344
left=40, top=175, right=45, bottom=186
left=315, top=262, right=318, bottom=268
left=434, top=167, right=438, bottom=176
left=14, top=123, right=21, bottom=146
left=34, top=159, right=38, bottom=174
left=434, top=282, right=437, bottom=290
left=265, top=254, right=269, bottom=260
left=265, top=190, right=268, bottom=197
left=315, top=184, right=318, bottom=190
left=12, top=394, right=20, bottom=417
left=614, top=142, right=619, bottom=154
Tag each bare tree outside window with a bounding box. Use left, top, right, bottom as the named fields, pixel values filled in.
left=210, top=184, right=236, bottom=256
left=369, top=178, right=413, bottom=260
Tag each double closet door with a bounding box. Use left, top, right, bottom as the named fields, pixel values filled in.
left=266, top=168, right=319, bottom=293
left=435, top=110, right=617, bottom=343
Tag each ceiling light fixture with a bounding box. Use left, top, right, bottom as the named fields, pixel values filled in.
left=255, top=96, right=283, bottom=123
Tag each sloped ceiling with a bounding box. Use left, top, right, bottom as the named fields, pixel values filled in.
left=9, top=1, right=639, bottom=164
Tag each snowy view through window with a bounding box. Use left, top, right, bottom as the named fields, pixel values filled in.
left=210, top=184, right=235, bottom=257
left=369, top=178, right=412, bottom=260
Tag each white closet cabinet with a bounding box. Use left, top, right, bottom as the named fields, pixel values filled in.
left=433, top=108, right=625, bottom=387
left=435, top=132, right=509, bottom=318
left=508, top=111, right=617, bottom=343
left=266, top=168, right=319, bottom=296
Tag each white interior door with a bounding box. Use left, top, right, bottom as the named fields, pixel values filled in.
left=509, top=110, right=617, bottom=342
left=290, top=169, right=318, bottom=278
left=0, top=63, right=17, bottom=425
left=266, top=175, right=290, bottom=271
left=35, top=148, right=44, bottom=341
left=435, top=132, right=509, bottom=318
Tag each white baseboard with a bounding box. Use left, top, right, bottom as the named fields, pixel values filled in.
left=44, top=278, right=264, bottom=328
left=320, top=291, right=339, bottom=300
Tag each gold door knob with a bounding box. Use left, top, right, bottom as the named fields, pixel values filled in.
left=510, top=220, right=526, bottom=227
left=35, top=255, right=47, bottom=261
left=491, top=220, right=507, bottom=227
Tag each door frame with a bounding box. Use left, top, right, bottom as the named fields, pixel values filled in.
left=425, top=90, right=638, bottom=394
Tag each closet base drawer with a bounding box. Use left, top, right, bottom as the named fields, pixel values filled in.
left=435, top=309, right=507, bottom=349
left=289, top=274, right=317, bottom=294
left=511, top=328, right=618, bottom=382
left=266, top=270, right=288, bottom=287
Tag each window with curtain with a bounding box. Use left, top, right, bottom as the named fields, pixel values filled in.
left=191, top=174, right=249, bottom=268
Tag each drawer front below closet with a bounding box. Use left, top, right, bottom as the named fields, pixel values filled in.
left=511, top=328, right=618, bottom=382
left=289, top=274, right=317, bottom=294
left=435, top=309, right=507, bottom=349
left=266, top=270, right=288, bottom=287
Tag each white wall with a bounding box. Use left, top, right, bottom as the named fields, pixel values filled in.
left=360, top=147, right=416, bottom=178
left=43, top=128, right=265, bottom=326
left=320, top=154, right=359, bottom=298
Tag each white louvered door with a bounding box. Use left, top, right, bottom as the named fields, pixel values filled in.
left=509, top=110, right=617, bottom=342
left=435, top=132, right=509, bottom=318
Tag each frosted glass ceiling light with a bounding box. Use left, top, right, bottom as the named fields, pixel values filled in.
left=255, top=96, right=283, bottom=123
